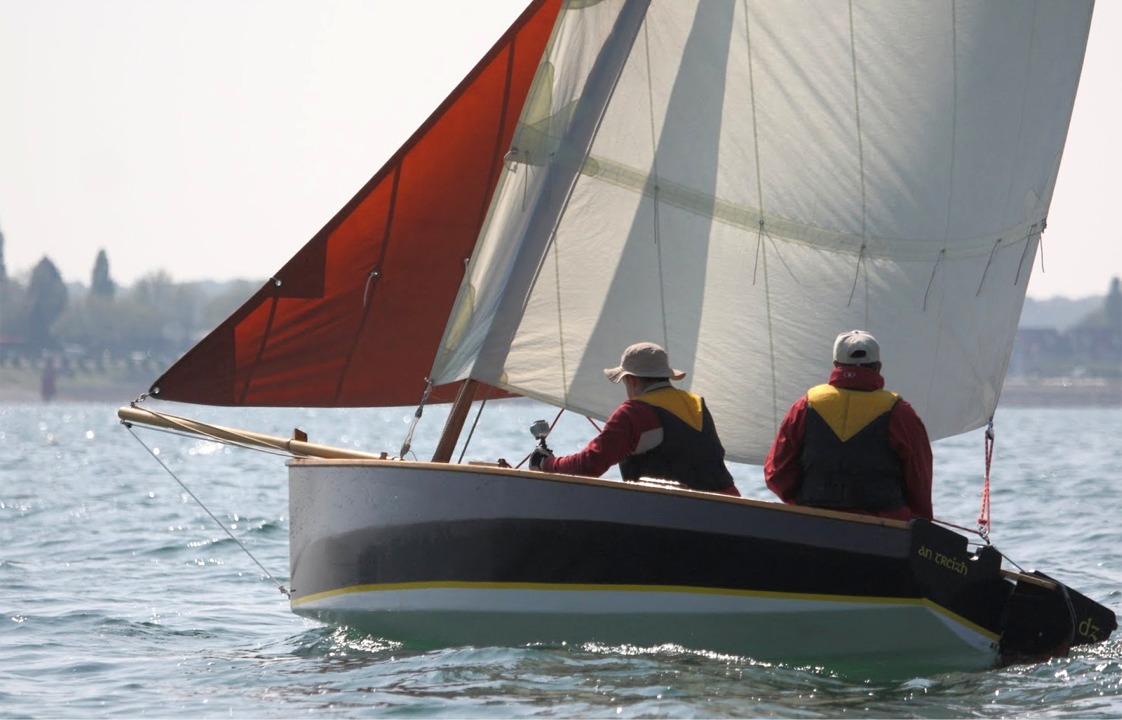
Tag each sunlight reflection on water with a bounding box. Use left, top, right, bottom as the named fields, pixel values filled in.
left=0, top=402, right=1119, bottom=718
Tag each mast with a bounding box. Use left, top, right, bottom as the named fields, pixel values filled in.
left=431, top=379, right=482, bottom=463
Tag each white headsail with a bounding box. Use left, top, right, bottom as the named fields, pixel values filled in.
left=432, top=0, right=1094, bottom=463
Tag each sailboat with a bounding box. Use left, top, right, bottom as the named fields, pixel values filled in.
left=120, top=0, right=1116, bottom=675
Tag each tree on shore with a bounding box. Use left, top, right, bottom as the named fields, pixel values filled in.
left=1106, top=277, right=1121, bottom=333
left=23, top=257, right=68, bottom=352
left=0, top=224, right=7, bottom=283
left=91, top=249, right=116, bottom=299
left=1075, top=276, right=1122, bottom=332
left=0, top=226, right=23, bottom=344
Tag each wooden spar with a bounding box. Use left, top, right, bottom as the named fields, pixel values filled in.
left=1000, top=569, right=1058, bottom=590
left=431, top=379, right=480, bottom=463
left=117, top=406, right=384, bottom=460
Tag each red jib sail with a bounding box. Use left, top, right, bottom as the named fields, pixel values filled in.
left=149, top=0, right=562, bottom=408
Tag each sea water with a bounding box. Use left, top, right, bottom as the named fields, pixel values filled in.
left=1, top=400, right=1120, bottom=718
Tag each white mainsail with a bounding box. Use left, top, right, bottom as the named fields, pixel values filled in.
left=432, top=0, right=1094, bottom=464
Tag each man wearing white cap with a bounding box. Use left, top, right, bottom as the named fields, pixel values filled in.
left=531, top=341, right=739, bottom=496
left=764, top=330, right=933, bottom=520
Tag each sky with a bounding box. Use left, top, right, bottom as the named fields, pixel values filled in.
left=1, top=0, right=1118, bottom=301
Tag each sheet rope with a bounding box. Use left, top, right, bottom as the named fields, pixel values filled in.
left=122, top=416, right=291, bottom=599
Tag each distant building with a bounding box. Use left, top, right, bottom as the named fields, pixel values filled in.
left=1006, top=278, right=1122, bottom=406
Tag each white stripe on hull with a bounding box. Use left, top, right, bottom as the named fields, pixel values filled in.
left=292, top=586, right=997, bottom=674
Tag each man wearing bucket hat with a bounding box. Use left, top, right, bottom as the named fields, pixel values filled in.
left=764, top=330, right=932, bottom=520
left=531, top=341, right=739, bottom=496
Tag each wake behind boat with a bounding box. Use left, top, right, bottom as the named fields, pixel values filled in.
left=121, top=0, right=1115, bottom=676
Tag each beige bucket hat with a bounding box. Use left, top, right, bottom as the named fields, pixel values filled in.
left=603, top=342, right=686, bottom=383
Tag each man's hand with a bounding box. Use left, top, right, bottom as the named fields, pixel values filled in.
left=529, top=445, right=553, bottom=471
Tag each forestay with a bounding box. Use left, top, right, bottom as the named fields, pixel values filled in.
left=432, top=0, right=1094, bottom=463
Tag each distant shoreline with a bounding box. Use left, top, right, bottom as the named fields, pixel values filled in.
left=0, top=366, right=147, bottom=405
left=998, top=377, right=1122, bottom=407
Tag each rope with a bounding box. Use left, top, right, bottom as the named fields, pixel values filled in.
left=930, top=516, right=1029, bottom=574
left=399, top=380, right=433, bottom=459
left=922, top=248, right=945, bottom=311
left=457, top=384, right=495, bottom=464
left=977, top=419, right=994, bottom=540
left=1015, top=221, right=1042, bottom=286
left=124, top=424, right=291, bottom=598
left=847, top=243, right=866, bottom=307
left=976, top=238, right=1001, bottom=296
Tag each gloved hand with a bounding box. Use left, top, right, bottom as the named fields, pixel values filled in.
left=529, top=445, right=553, bottom=471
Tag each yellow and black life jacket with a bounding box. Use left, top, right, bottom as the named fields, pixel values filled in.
left=796, top=383, right=906, bottom=512
left=619, top=387, right=734, bottom=491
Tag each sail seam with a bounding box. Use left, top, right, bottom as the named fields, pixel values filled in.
left=741, top=0, right=779, bottom=430
left=1000, top=1, right=1039, bottom=232
left=553, top=224, right=567, bottom=404
left=641, top=19, right=669, bottom=348
left=848, top=0, right=867, bottom=246
left=934, top=1, right=959, bottom=302
left=577, top=154, right=1030, bottom=259
left=923, top=0, right=959, bottom=416
left=332, top=163, right=402, bottom=403
left=238, top=291, right=280, bottom=405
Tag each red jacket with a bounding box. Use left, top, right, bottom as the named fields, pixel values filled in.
left=764, top=365, right=932, bottom=520
left=541, top=386, right=740, bottom=496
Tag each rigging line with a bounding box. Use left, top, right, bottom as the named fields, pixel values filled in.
left=399, top=379, right=433, bottom=458
left=758, top=223, right=798, bottom=283
left=751, top=221, right=789, bottom=435
left=931, top=517, right=990, bottom=546
left=847, top=244, right=866, bottom=307
left=752, top=220, right=764, bottom=286
left=922, top=249, right=946, bottom=312
left=929, top=518, right=1030, bottom=574
left=124, top=424, right=290, bottom=598
left=1014, top=222, right=1041, bottom=286
left=977, top=419, right=994, bottom=540
left=976, top=238, right=1002, bottom=296
left=457, top=384, right=495, bottom=464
